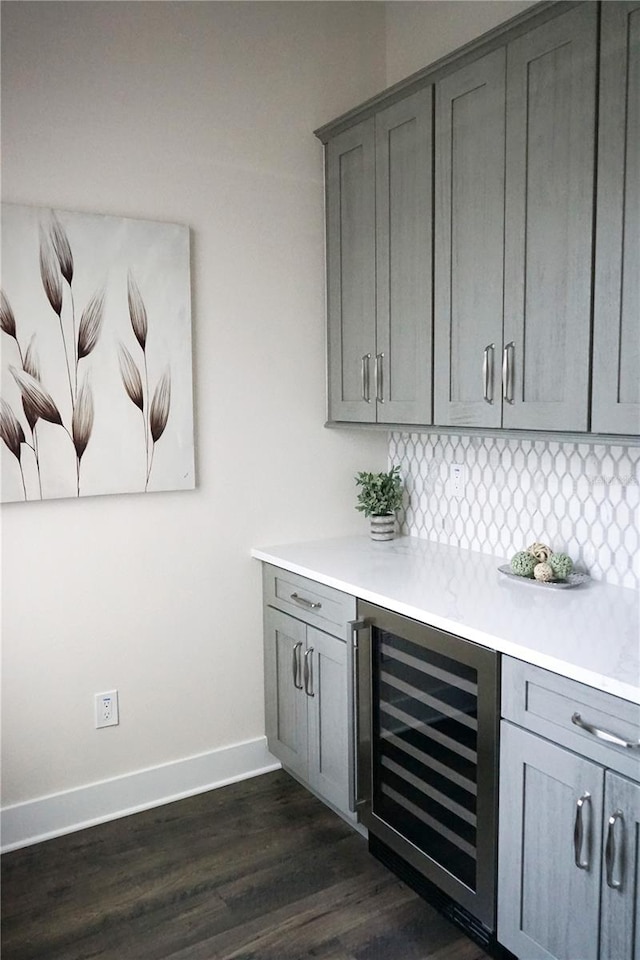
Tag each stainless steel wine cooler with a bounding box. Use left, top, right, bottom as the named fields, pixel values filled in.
left=353, top=601, right=500, bottom=931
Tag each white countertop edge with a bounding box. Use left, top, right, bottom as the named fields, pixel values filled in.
left=251, top=545, right=640, bottom=706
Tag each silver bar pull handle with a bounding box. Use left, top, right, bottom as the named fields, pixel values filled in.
left=605, top=810, right=624, bottom=889
left=571, top=713, right=640, bottom=749
left=303, top=648, right=314, bottom=698
left=574, top=792, right=591, bottom=869
left=292, top=641, right=303, bottom=690
left=502, top=341, right=515, bottom=404
left=483, top=344, right=494, bottom=403
left=290, top=593, right=321, bottom=611
left=375, top=353, right=384, bottom=403
left=347, top=619, right=365, bottom=812
left=361, top=354, right=371, bottom=403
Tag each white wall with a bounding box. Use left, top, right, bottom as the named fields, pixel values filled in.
left=385, top=0, right=538, bottom=85
left=0, top=0, right=388, bottom=809
left=1, top=0, right=549, bottom=824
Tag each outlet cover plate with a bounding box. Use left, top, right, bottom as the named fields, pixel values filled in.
left=449, top=463, right=466, bottom=499
left=95, top=690, right=119, bottom=729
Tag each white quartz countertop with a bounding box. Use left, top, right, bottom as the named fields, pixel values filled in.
left=252, top=536, right=640, bottom=705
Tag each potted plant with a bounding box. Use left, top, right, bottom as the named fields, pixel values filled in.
left=355, top=465, right=403, bottom=541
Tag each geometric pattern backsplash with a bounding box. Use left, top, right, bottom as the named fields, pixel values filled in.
left=389, top=432, right=640, bottom=590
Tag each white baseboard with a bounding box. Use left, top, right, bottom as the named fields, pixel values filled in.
left=1, top=736, right=281, bottom=853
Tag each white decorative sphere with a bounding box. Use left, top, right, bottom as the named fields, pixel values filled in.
left=533, top=561, right=554, bottom=582
left=528, top=542, right=552, bottom=562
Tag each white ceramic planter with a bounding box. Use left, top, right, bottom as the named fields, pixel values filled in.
left=370, top=514, right=395, bottom=541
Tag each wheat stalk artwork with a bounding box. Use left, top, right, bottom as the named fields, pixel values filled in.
left=0, top=204, right=194, bottom=503
left=118, top=273, right=172, bottom=492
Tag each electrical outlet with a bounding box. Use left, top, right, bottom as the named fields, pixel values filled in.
left=95, top=690, right=119, bottom=729
left=449, top=463, right=466, bottom=499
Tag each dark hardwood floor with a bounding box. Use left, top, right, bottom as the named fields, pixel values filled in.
left=1, top=770, right=490, bottom=960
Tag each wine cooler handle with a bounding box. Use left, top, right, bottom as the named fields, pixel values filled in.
left=348, top=619, right=367, bottom=813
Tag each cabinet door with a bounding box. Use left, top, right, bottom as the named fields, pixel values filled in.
left=434, top=48, right=505, bottom=428
left=326, top=119, right=376, bottom=422
left=592, top=2, right=640, bottom=436
left=376, top=88, right=433, bottom=425
left=498, top=722, right=602, bottom=960
left=264, top=607, right=308, bottom=781
left=600, top=771, right=640, bottom=960
left=503, top=4, right=597, bottom=431
left=306, top=626, right=349, bottom=814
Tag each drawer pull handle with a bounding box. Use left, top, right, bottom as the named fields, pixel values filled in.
left=605, top=810, right=624, bottom=890
left=290, top=593, right=322, bottom=611
left=292, top=641, right=303, bottom=690
left=303, top=648, right=315, bottom=698
left=571, top=712, right=640, bottom=749
left=573, top=792, right=591, bottom=870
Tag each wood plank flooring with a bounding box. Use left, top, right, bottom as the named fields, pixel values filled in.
left=1, top=770, right=491, bottom=960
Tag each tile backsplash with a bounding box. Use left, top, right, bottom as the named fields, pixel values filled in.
left=389, top=433, right=640, bottom=590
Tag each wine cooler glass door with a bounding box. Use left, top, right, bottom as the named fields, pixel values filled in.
left=358, top=601, right=499, bottom=928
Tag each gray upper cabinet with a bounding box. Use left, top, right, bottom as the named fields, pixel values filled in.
left=503, top=3, right=597, bottom=431
left=436, top=3, right=598, bottom=432
left=327, top=119, right=376, bottom=423
left=326, top=89, right=432, bottom=425
left=434, top=49, right=506, bottom=428
left=322, top=0, right=636, bottom=438
left=375, top=90, right=433, bottom=424
left=591, top=1, right=640, bottom=435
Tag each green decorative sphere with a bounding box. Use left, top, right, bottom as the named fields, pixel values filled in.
left=549, top=552, right=573, bottom=580
left=511, top=551, right=538, bottom=578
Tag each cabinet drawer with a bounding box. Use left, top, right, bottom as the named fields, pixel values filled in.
left=263, top=564, right=356, bottom=637
left=502, top=657, right=640, bottom=781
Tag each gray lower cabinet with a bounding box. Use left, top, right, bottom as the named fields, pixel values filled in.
left=498, top=658, right=640, bottom=960
left=435, top=3, right=597, bottom=432
left=499, top=723, right=603, bottom=960
left=264, top=608, right=308, bottom=783
left=591, top=1, right=640, bottom=435
left=262, top=565, right=357, bottom=820
left=599, top=772, right=640, bottom=960
left=326, top=88, right=432, bottom=425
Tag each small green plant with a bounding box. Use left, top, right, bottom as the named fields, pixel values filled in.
left=355, top=465, right=403, bottom=517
